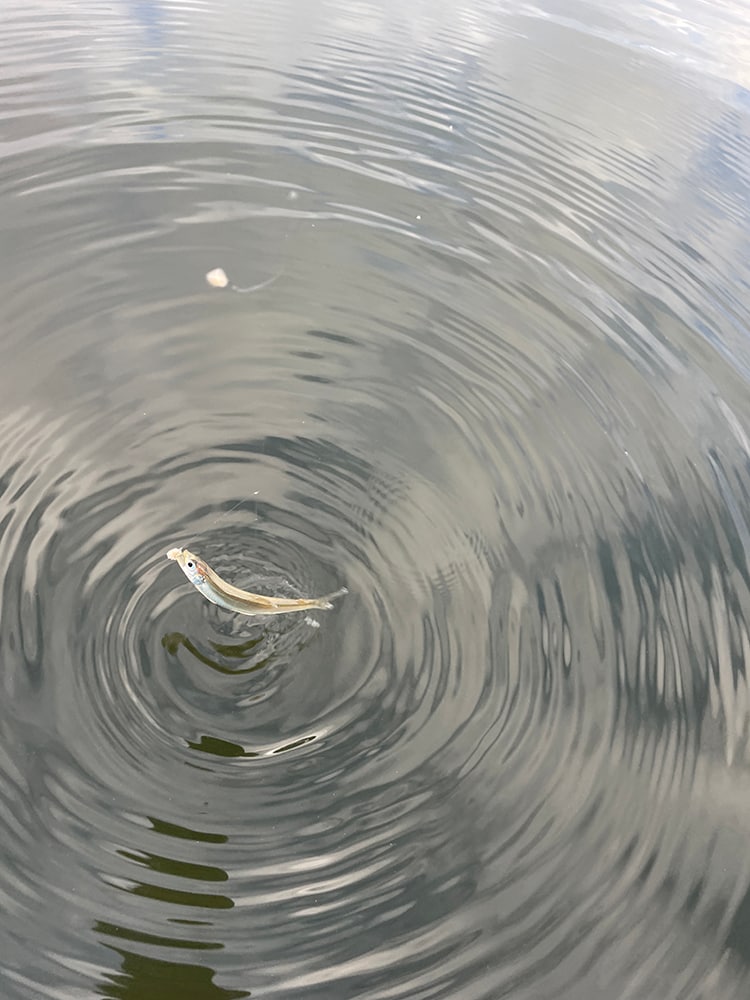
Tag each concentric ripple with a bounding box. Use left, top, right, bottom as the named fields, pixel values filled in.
left=2, top=0, right=750, bottom=998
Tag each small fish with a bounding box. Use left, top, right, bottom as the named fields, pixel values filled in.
left=166, top=547, right=347, bottom=617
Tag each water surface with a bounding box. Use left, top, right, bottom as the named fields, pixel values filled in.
left=2, top=0, right=750, bottom=997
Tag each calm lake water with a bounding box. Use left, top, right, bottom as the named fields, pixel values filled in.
left=3, top=0, right=750, bottom=997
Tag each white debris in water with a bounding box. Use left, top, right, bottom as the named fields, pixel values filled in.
left=304, top=616, right=320, bottom=628
left=206, top=267, right=229, bottom=288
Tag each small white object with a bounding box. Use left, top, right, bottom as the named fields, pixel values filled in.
left=206, top=267, right=229, bottom=288
left=304, top=617, right=320, bottom=628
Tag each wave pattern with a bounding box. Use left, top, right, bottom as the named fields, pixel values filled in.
left=2, top=0, right=750, bottom=998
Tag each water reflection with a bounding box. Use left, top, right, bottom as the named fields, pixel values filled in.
left=2, top=0, right=750, bottom=997
left=98, top=942, right=248, bottom=1000
left=96, top=815, right=242, bottom=998
left=163, top=630, right=278, bottom=675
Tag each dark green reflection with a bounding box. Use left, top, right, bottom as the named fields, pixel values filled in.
left=96, top=805, right=248, bottom=997
left=162, top=632, right=271, bottom=674
left=96, top=921, right=222, bottom=951
left=147, top=817, right=228, bottom=844
left=188, top=733, right=318, bottom=758
left=96, top=937, right=249, bottom=999
left=125, top=881, right=232, bottom=910
left=188, top=735, right=256, bottom=758
left=118, top=847, right=228, bottom=884
left=115, top=831, right=233, bottom=909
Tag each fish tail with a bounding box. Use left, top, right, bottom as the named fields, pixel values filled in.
left=315, top=586, right=348, bottom=609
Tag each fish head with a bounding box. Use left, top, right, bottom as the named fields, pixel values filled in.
left=167, top=547, right=208, bottom=585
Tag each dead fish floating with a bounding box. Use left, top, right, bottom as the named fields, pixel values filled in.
left=167, top=547, right=347, bottom=617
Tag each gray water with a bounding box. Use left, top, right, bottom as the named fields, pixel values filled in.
left=3, top=1, right=750, bottom=997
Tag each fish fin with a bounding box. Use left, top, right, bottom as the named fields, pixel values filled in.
left=313, top=587, right=348, bottom=609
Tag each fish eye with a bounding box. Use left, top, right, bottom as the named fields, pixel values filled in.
left=187, top=561, right=194, bottom=569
